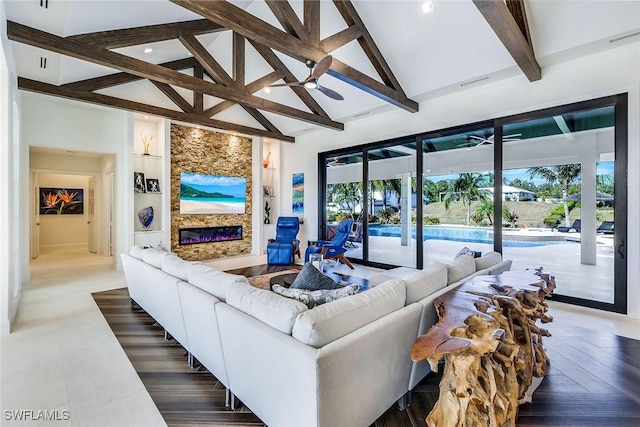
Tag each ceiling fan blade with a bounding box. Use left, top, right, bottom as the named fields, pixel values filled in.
left=316, top=85, right=344, bottom=100
left=309, top=55, right=332, bottom=80
left=270, top=82, right=303, bottom=88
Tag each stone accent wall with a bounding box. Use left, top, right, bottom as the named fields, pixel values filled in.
left=170, top=124, right=252, bottom=261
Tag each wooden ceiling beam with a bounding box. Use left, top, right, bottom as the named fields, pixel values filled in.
left=304, top=0, right=321, bottom=45
left=193, top=64, right=204, bottom=112
left=233, top=32, right=245, bottom=88
left=150, top=81, right=195, bottom=113
left=203, top=71, right=283, bottom=117
left=265, top=0, right=309, bottom=42
left=332, top=0, right=404, bottom=93
left=472, top=0, right=541, bottom=81
left=172, top=0, right=418, bottom=112
left=18, top=77, right=295, bottom=142
left=178, top=32, right=235, bottom=87
left=320, top=25, right=361, bottom=53
left=63, top=57, right=197, bottom=92
left=68, top=19, right=225, bottom=49
left=8, top=21, right=343, bottom=130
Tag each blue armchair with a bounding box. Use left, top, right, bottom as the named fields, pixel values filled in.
left=305, top=218, right=354, bottom=269
left=267, top=217, right=300, bottom=265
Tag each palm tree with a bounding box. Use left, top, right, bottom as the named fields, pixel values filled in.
left=443, top=173, right=488, bottom=225
left=528, top=164, right=581, bottom=227
left=327, top=182, right=363, bottom=219
left=476, top=199, right=495, bottom=225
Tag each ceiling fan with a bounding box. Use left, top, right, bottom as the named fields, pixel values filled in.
left=269, top=55, right=344, bottom=101
left=457, top=133, right=522, bottom=148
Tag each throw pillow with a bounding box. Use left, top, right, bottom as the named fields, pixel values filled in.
left=272, top=284, right=359, bottom=308
left=154, top=241, right=171, bottom=253
left=289, top=262, right=342, bottom=291
left=455, top=246, right=479, bottom=259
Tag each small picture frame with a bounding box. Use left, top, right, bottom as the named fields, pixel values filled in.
left=263, top=185, right=273, bottom=196
left=146, top=178, right=160, bottom=193
left=134, top=172, right=146, bottom=193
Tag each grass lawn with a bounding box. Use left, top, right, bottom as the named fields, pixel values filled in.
left=422, top=201, right=614, bottom=227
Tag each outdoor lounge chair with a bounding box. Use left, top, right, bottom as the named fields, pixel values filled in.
left=597, top=221, right=614, bottom=234
left=556, top=219, right=581, bottom=233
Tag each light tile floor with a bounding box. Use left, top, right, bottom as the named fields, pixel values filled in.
left=1, top=247, right=639, bottom=426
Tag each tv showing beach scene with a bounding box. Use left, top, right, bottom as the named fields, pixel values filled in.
left=180, top=172, right=246, bottom=214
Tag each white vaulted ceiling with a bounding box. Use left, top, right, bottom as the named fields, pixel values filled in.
left=4, top=0, right=640, bottom=141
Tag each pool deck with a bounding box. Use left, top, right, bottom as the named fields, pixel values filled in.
left=345, top=226, right=615, bottom=304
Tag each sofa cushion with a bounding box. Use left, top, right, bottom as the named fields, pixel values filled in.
left=187, top=263, right=248, bottom=301
left=129, top=245, right=146, bottom=260
left=292, top=279, right=406, bottom=348
left=162, top=255, right=199, bottom=281
left=368, top=263, right=448, bottom=305
left=272, top=284, right=358, bottom=308
left=141, top=247, right=171, bottom=268
left=289, top=263, right=342, bottom=291
left=447, top=254, right=476, bottom=285
left=475, top=251, right=503, bottom=271
left=489, top=260, right=512, bottom=275
left=226, top=283, right=308, bottom=334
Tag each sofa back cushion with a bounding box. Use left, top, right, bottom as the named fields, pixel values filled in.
left=162, top=255, right=200, bottom=281
left=187, top=263, right=248, bottom=301
left=226, top=283, right=308, bottom=334
left=292, top=279, right=406, bottom=348
left=447, top=254, right=476, bottom=285
left=369, top=264, right=448, bottom=305
left=141, top=247, right=171, bottom=268
left=129, top=245, right=146, bottom=260
left=474, top=251, right=503, bottom=272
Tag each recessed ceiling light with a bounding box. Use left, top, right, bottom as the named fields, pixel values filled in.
left=422, top=1, right=436, bottom=14
left=144, top=47, right=153, bottom=54
left=264, top=86, right=271, bottom=94
left=144, top=115, right=149, bottom=119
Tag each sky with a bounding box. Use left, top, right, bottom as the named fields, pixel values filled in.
left=427, top=161, right=614, bottom=187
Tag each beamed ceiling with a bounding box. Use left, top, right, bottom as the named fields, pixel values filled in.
left=5, top=1, right=640, bottom=143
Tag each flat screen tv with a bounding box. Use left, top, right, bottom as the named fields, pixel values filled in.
left=179, top=172, right=246, bottom=214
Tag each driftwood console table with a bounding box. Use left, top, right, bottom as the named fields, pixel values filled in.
left=411, top=268, right=556, bottom=427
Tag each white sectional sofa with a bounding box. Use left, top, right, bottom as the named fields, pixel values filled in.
left=120, top=247, right=511, bottom=427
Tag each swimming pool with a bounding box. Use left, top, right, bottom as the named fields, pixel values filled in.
left=367, top=225, right=575, bottom=248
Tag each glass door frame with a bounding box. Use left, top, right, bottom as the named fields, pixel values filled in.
left=318, top=93, right=627, bottom=313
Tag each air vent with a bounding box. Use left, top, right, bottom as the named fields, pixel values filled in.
left=609, top=31, right=640, bottom=44
left=40, top=0, right=49, bottom=9
left=460, top=76, right=489, bottom=87
left=40, top=57, right=47, bottom=69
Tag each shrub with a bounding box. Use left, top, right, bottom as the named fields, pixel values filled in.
left=377, top=207, right=396, bottom=224
left=470, top=213, right=485, bottom=226
left=544, top=214, right=562, bottom=226
left=423, top=215, right=440, bottom=225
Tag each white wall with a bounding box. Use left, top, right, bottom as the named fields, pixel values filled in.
left=1, top=0, right=22, bottom=336
left=21, top=92, right=131, bottom=270
left=286, top=42, right=640, bottom=317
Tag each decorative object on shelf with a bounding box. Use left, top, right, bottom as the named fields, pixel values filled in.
left=39, top=187, right=84, bottom=215
left=137, top=206, right=154, bottom=230
left=309, top=252, right=323, bottom=272
left=141, top=132, right=153, bottom=155
left=179, top=172, right=246, bottom=214
left=134, top=172, right=146, bottom=193
left=263, top=151, right=271, bottom=168
left=145, top=178, right=160, bottom=193
left=292, top=173, right=304, bottom=215
left=264, top=200, right=271, bottom=224
left=263, top=185, right=273, bottom=196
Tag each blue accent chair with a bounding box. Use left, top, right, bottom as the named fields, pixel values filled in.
left=267, top=217, right=301, bottom=265
left=305, top=218, right=355, bottom=269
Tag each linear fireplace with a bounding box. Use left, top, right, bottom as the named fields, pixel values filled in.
left=179, top=226, right=242, bottom=245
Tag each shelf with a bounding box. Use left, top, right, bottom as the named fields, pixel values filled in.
left=134, top=153, right=162, bottom=159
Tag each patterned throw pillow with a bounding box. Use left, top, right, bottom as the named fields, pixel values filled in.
left=154, top=241, right=172, bottom=253
left=455, top=246, right=480, bottom=259
left=272, top=284, right=359, bottom=308
left=290, top=262, right=342, bottom=291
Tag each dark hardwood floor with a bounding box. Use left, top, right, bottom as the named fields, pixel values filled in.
left=93, top=268, right=640, bottom=426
